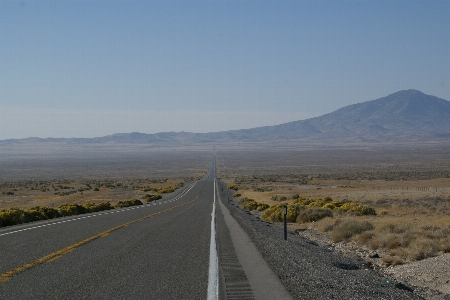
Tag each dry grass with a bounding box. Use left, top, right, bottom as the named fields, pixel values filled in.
left=227, top=174, right=450, bottom=264
left=0, top=177, right=189, bottom=210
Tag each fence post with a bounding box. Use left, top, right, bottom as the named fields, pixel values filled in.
left=283, top=205, right=287, bottom=240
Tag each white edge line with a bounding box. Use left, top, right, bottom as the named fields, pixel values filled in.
left=207, top=179, right=219, bottom=300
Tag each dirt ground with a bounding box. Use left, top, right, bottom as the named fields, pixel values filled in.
left=0, top=178, right=189, bottom=210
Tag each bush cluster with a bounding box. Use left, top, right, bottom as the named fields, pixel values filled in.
left=238, top=197, right=270, bottom=211
left=144, top=194, right=162, bottom=202
left=227, top=184, right=239, bottom=191
left=293, top=197, right=376, bottom=216
left=115, top=199, right=143, bottom=208
left=0, top=202, right=113, bottom=227
left=357, top=223, right=450, bottom=263
left=260, top=197, right=376, bottom=223
left=328, top=219, right=375, bottom=242
left=157, top=182, right=183, bottom=194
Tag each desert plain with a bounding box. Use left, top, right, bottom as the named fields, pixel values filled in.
left=1, top=143, right=450, bottom=297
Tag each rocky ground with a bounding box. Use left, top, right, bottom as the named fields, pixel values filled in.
left=290, top=223, right=450, bottom=299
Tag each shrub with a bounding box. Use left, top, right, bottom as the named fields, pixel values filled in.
left=227, top=184, right=239, bottom=191
left=23, top=209, right=46, bottom=222
left=145, top=194, right=162, bottom=202
left=260, top=203, right=304, bottom=223
left=354, top=231, right=374, bottom=245
left=260, top=204, right=284, bottom=222
left=380, top=223, right=410, bottom=234
left=58, top=204, right=85, bottom=216
left=83, top=202, right=113, bottom=212
left=32, top=206, right=59, bottom=219
left=331, top=219, right=374, bottom=242
left=243, top=200, right=258, bottom=211
left=115, top=199, right=143, bottom=208
left=157, top=182, right=183, bottom=194
left=239, top=197, right=259, bottom=211
left=0, top=208, right=24, bottom=226
left=337, top=202, right=376, bottom=215
left=0, top=201, right=116, bottom=228
left=296, top=207, right=333, bottom=223
left=257, top=203, right=270, bottom=211
left=232, top=193, right=241, bottom=198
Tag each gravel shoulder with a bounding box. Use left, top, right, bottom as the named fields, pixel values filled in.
left=384, top=254, right=450, bottom=299
left=218, top=180, right=423, bottom=299
left=295, top=226, right=450, bottom=300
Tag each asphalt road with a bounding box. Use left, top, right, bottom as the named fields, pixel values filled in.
left=0, top=157, right=224, bottom=299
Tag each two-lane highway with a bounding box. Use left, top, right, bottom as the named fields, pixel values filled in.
left=0, top=157, right=219, bottom=299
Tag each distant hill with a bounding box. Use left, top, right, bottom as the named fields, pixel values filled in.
left=2, top=90, right=450, bottom=146
left=255, top=89, right=450, bottom=143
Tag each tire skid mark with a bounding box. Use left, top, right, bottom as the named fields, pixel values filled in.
left=0, top=193, right=200, bottom=284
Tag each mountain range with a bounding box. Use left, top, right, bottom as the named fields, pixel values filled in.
left=3, top=89, right=450, bottom=146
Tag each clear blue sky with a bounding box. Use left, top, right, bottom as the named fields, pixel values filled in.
left=1, top=0, right=449, bottom=139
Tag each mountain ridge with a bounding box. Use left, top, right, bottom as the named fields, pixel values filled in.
left=2, top=89, right=450, bottom=145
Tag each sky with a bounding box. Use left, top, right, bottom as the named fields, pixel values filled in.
left=1, top=0, right=449, bottom=139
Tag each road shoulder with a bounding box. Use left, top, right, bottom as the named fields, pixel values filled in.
left=216, top=185, right=293, bottom=300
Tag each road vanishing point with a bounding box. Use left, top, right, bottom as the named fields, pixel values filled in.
left=0, top=153, right=290, bottom=300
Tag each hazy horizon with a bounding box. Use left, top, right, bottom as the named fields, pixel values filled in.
left=1, top=0, right=449, bottom=140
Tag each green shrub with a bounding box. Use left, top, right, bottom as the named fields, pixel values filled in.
left=257, top=203, right=270, bottom=211
left=0, top=208, right=24, bottom=226
left=232, top=193, right=241, bottom=198
left=115, top=199, right=143, bottom=208
left=58, top=204, right=85, bottom=216
left=0, top=201, right=115, bottom=228
left=227, top=184, right=239, bottom=191
left=95, top=202, right=114, bottom=211
left=260, top=203, right=304, bottom=223
left=82, top=202, right=113, bottom=212
left=22, top=209, right=46, bottom=222
left=157, top=183, right=183, bottom=194
left=243, top=200, right=258, bottom=211
left=260, top=204, right=284, bottom=222
left=145, top=194, right=162, bottom=202
left=31, top=206, right=59, bottom=219
left=237, top=197, right=269, bottom=211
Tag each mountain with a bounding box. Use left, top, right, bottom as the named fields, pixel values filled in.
left=259, top=89, right=450, bottom=142
left=195, top=89, right=450, bottom=144
left=2, top=90, right=450, bottom=146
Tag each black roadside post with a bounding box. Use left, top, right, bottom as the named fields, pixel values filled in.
left=283, top=205, right=287, bottom=240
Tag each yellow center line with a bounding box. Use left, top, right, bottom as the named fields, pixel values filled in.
left=0, top=194, right=200, bottom=284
